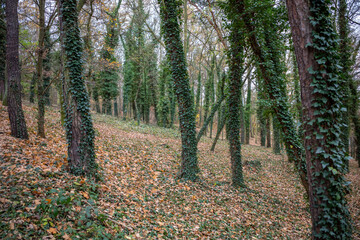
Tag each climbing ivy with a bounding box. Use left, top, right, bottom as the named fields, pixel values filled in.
left=236, top=0, right=308, bottom=193
left=157, top=60, right=175, bottom=128
left=158, top=0, right=199, bottom=181
left=60, top=0, right=97, bottom=177
left=98, top=2, right=121, bottom=115
left=304, top=0, right=352, bottom=238
left=222, top=0, right=245, bottom=187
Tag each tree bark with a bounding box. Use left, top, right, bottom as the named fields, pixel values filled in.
left=159, top=0, right=199, bottom=181
left=225, top=0, right=245, bottom=187
left=60, top=0, right=97, bottom=177
left=36, top=0, right=46, bottom=138
left=286, top=0, right=352, bottom=238
left=266, top=116, right=271, bottom=148
left=6, top=0, right=28, bottom=139
left=0, top=0, right=6, bottom=101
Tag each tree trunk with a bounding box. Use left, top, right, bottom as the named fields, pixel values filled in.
left=6, top=0, right=28, bottom=139
left=225, top=0, right=245, bottom=187
left=197, top=93, right=225, bottom=143
left=273, top=115, right=280, bottom=154
left=338, top=0, right=350, bottom=157
left=266, top=116, right=271, bottom=148
left=238, top=0, right=308, bottom=195
left=286, top=0, right=352, bottom=238
left=159, top=0, right=199, bottom=181
left=36, top=0, right=46, bottom=138
left=60, top=0, right=97, bottom=177
left=211, top=105, right=227, bottom=151
left=0, top=1, right=6, bottom=101
left=245, top=76, right=251, bottom=144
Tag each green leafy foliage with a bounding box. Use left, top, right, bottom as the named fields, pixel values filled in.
left=304, top=0, right=352, bottom=238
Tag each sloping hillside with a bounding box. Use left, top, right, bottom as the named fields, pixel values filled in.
left=0, top=103, right=359, bottom=239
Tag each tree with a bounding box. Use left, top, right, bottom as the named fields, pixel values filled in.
left=0, top=0, right=5, bottom=102
left=60, top=0, right=97, bottom=177
left=36, top=0, right=46, bottom=138
left=223, top=0, right=245, bottom=187
left=237, top=0, right=308, bottom=194
left=338, top=0, right=360, bottom=167
left=286, top=0, right=352, bottom=238
left=159, top=0, right=199, bottom=181
left=6, top=0, right=28, bottom=139
left=245, top=76, right=251, bottom=144
left=98, top=0, right=121, bottom=115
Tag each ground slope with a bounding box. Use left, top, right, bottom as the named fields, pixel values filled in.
left=0, top=103, right=359, bottom=239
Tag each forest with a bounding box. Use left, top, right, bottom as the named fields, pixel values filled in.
left=0, top=0, right=360, bottom=239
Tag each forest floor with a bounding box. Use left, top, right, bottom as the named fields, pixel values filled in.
left=0, top=102, right=359, bottom=240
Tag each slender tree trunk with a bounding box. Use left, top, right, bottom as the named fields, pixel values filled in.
left=211, top=106, right=227, bottom=151
left=0, top=0, right=5, bottom=101
left=239, top=93, right=245, bottom=144
left=286, top=0, right=352, bottom=238
left=60, top=0, right=97, bottom=177
left=159, top=0, right=199, bottom=181
left=29, top=73, right=36, bottom=103
left=338, top=0, right=350, bottom=156
left=245, top=76, right=251, bottom=144
left=6, top=0, right=28, bottom=139
left=197, top=93, right=225, bottom=143
left=114, top=99, right=119, bottom=117
left=36, top=0, right=46, bottom=138
left=266, top=116, right=271, bottom=148
left=273, top=115, right=280, bottom=154
left=349, top=79, right=360, bottom=167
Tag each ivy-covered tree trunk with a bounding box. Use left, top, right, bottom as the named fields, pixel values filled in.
left=211, top=105, right=227, bottom=151
left=273, top=115, right=280, bottom=154
left=159, top=0, right=199, bottom=181
left=349, top=79, right=360, bottom=167
left=43, top=31, right=51, bottom=106
left=0, top=0, right=6, bottom=102
left=286, top=0, right=352, bottom=238
left=238, top=0, right=308, bottom=194
left=338, top=0, right=350, bottom=156
left=6, top=0, right=28, bottom=139
left=60, top=0, right=97, bottom=177
left=224, top=0, right=245, bottom=187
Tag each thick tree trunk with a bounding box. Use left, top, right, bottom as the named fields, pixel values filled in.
left=6, top=0, right=28, bottom=139
left=225, top=0, right=245, bottom=187
left=159, top=0, right=199, bottom=181
left=286, top=0, right=352, bottom=238
left=60, top=0, right=97, bottom=177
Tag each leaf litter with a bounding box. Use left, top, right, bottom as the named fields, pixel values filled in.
left=0, top=103, right=359, bottom=239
